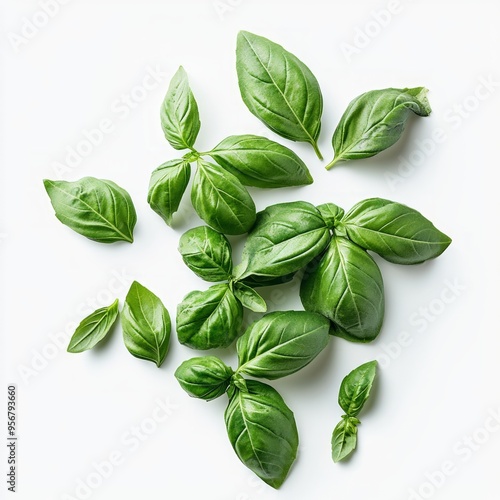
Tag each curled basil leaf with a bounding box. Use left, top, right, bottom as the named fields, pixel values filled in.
left=331, top=416, right=359, bottom=463
left=121, top=281, right=171, bottom=367
left=236, top=311, right=330, bottom=380
left=225, top=380, right=299, bottom=489
left=43, top=177, right=136, bottom=243
left=236, top=31, right=323, bottom=159
left=147, top=159, right=191, bottom=226
left=179, top=226, right=232, bottom=282
left=232, top=282, right=267, bottom=313
left=342, top=198, right=452, bottom=265
left=240, top=272, right=296, bottom=289
left=235, top=201, right=331, bottom=281
left=208, top=135, right=312, bottom=188
left=316, top=203, right=345, bottom=230
left=175, top=356, right=233, bottom=401
left=300, top=236, right=384, bottom=343
left=326, top=87, right=432, bottom=169
left=339, top=360, right=378, bottom=417
left=67, top=299, right=119, bottom=353
left=160, top=66, right=201, bottom=150
left=191, top=160, right=256, bottom=235
left=176, top=284, right=243, bottom=349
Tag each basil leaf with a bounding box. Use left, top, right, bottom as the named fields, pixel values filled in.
left=191, top=160, right=256, bottom=235
left=326, top=87, right=431, bottom=168
left=160, top=66, right=201, bottom=150
left=339, top=360, right=378, bottom=417
left=240, top=273, right=296, bottom=289
left=342, top=198, right=452, bottom=265
left=67, top=299, right=119, bottom=353
left=208, top=135, right=312, bottom=188
left=235, top=201, right=331, bottom=281
left=121, top=281, right=171, bottom=367
left=179, top=226, right=232, bottom=282
left=225, top=380, right=299, bottom=489
left=331, top=416, right=359, bottom=463
left=316, top=203, right=345, bottom=230
left=236, top=311, right=330, bottom=380
left=147, top=159, right=191, bottom=226
left=236, top=31, right=323, bottom=159
left=232, top=282, right=267, bottom=313
left=176, top=284, right=243, bottom=349
left=300, top=236, right=385, bottom=343
left=43, top=177, right=136, bottom=243
left=175, top=356, right=233, bottom=401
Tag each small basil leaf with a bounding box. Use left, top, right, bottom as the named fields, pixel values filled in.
left=331, top=416, right=359, bottom=463
left=208, top=135, right=313, bottom=188
left=175, top=356, right=233, bottom=401
left=236, top=311, right=330, bottom=380
left=339, top=360, right=378, bottom=417
left=225, top=380, right=299, bottom=489
left=179, top=226, right=232, bottom=282
left=236, top=31, right=323, bottom=159
left=342, top=198, right=452, bottom=265
left=316, top=203, right=345, bottom=230
left=235, top=201, right=330, bottom=281
left=233, top=282, right=267, bottom=313
left=147, top=159, right=191, bottom=226
left=191, top=160, right=256, bottom=235
left=121, top=281, right=171, bottom=367
left=327, top=87, right=432, bottom=168
left=67, top=299, right=119, bottom=353
left=176, top=284, right=243, bottom=349
left=160, top=66, right=201, bottom=150
left=43, top=177, right=136, bottom=243
left=300, top=236, right=385, bottom=343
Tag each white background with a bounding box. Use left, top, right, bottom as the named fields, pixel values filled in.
left=1, top=1, right=500, bottom=499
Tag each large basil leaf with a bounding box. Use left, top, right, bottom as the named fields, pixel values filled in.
left=326, top=87, right=431, bottom=168
left=43, top=177, right=136, bottom=243
left=331, top=416, right=359, bottom=463
left=191, top=160, right=256, bottom=235
left=235, top=201, right=331, bottom=281
left=67, top=299, right=119, bottom=353
left=179, top=226, right=232, bottom=282
left=225, top=380, right=299, bottom=489
left=339, top=360, right=378, bottom=417
left=147, top=159, right=191, bottom=226
left=176, top=284, right=243, bottom=349
left=236, top=31, right=323, bottom=159
left=175, top=356, right=233, bottom=401
left=160, top=66, right=200, bottom=150
left=121, top=281, right=171, bottom=367
left=208, top=135, right=312, bottom=188
left=232, top=282, right=267, bottom=313
left=236, top=311, right=330, bottom=380
left=300, top=236, right=385, bottom=343
left=342, top=198, right=452, bottom=265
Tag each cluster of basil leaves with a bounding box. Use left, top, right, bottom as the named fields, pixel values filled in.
left=41, top=30, right=451, bottom=489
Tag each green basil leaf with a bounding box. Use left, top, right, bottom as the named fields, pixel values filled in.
left=208, top=135, right=312, bottom=188
left=342, top=198, right=452, bottom=265
left=331, top=416, right=359, bottom=463
left=160, top=66, right=200, bottom=150
left=240, top=273, right=296, bottom=289
left=191, top=160, right=256, bottom=235
left=300, top=236, right=385, bottom=343
left=121, top=281, right=171, bottom=367
left=326, top=87, right=432, bottom=169
left=179, top=226, right=232, bottom=282
left=225, top=380, right=299, bottom=489
left=43, top=177, right=136, bottom=243
left=232, top=282, right=267, bottom=313
left=147, top=159, right=191, bottom=226
left=175, top=356, right=233, bottom=401
left=339, top=360, right=378, bottom=417
left=176, top=284, right=243, bottom=349
left=236, top=311, right=330, bottom=380
left=67, top=299, right=119, bottom=353
left=316, top=203, right=345, bottom=230
left=236, top=31, right=323, bottom=159
left=235, top=201, right=331, bottom=281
